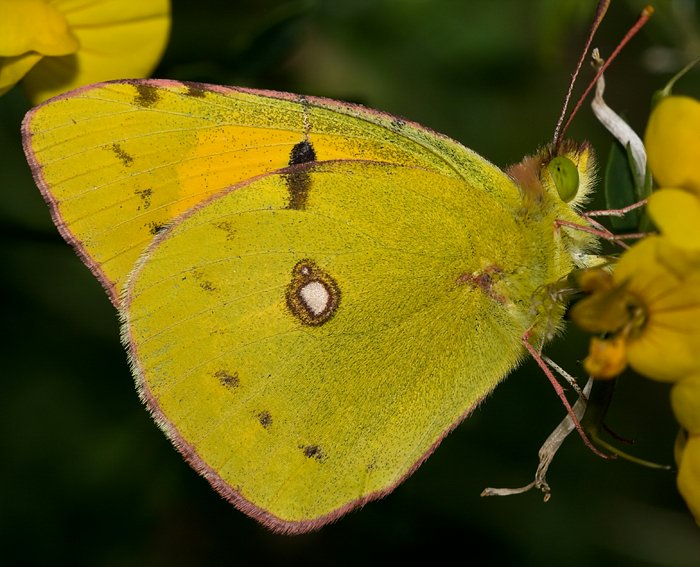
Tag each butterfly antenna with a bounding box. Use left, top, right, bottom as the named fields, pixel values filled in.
left=552, top=0, right=611, bottom=150
left=555, top=5, right=655, bottom=150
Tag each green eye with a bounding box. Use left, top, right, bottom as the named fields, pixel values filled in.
left=547, top=156, right=579, bottom=203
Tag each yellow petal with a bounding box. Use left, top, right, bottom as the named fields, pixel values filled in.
left=614, top=238, right=687, bottom=314
left=656, top=239, right=700, bottom=283
left=645, top=96, right=700, bottom=195
left=613, top=238, right=668, bottom=294
left=677, top=434, right=700, bottom=526
left=648, top=189, right=700, bottom=250
left=52, top=0, right=168, bottom=27
left=671, top=374, right=700, bottom=434
left=627, top=321, right=700, bottom=382
left=23, top=0, right=170, bottom=104
left=615, top=237, right=700, bottom=381
left=627, top=294, right=700, bottom=382
left=0, top=52, right=42, bottom=95
left=0, top=0, right=79, bottom=56
left=569, top=284, right=634, bottom=334
left=583, top=336, right=627, bottom=379
left=675, top=428, right=688, bottom=467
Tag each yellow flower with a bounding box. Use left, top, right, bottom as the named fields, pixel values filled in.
left=645, top=96, right=700, bottom=196
left=576, top=91, right=700, bottom=524
left=574, top=93, right=700, bottom=382
left=643, top=94, right=700, bottom=525
left=672, top=373, right=700, bottom=525
left=572, top=236, right=700, bottom=382
left=647, top=189, right=700, bottom=251
left=0, top=0, right=170, bottom=104
left=582, top=335, right=627, bottom=380
left=676, top=433, right=700, bottom=526
left=672, top=374, right=700, bottom=435
left=645, top=95, right=700, bottom=251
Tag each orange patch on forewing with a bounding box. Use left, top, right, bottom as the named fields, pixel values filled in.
left=175, top=124, right=300, bottom=212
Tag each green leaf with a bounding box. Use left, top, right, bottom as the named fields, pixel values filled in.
left=604, top=140, right=639, bottom=231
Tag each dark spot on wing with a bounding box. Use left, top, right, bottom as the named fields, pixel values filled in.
left=286, top=259, right=340, bottom=326
left=289, top=140, right=316, bottom=166
left=213, top=220, right=236, bottom=241
left=285, top=141, right=317, bottom=210
left=300, top=444, right=326, bottom=462
left=133, top=83, right=160, bottom=107
left=184, top=84, right=208, bottom=98
left=391, top=117, right=406, bottom=132
left=111, top=143, right=134, bottom=167
left=147, top=221, right=167, bottom=235
left=134, top=188, right=153, bottom=210
left=285, top=169, right=313, bottom=210
left=456, top=265, right=506, bottom=304
left=191, top=269, right=216, bottom=292
left=257, top=411, right=272, bottom=429
left=216, top=370, right=239, bottom=388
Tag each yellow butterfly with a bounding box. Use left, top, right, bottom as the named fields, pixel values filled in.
left=22, top=78, right=597, bottom=533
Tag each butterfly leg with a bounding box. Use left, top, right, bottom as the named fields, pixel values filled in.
left=522, top=327, right=611, bottom=459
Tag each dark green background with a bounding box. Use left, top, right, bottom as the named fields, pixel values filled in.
left=3, top=0, right=700, bottom=565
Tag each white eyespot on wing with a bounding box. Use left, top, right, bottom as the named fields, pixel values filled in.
left=299, top=280, right=331, bottom=316
left=286, top=259, right=340, bottom=326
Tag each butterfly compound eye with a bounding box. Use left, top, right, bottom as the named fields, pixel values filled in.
left=547, top=156, right=579, bottom=203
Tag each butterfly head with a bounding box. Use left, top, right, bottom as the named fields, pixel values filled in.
left=507, top=140, right=596, bottom=213
left=543, top=140, right=596, bottom=209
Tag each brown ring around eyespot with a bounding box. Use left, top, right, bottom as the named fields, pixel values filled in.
left=285, top=259, right=340, bottom=326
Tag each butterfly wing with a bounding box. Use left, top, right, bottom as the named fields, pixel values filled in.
left=123, top=160, right=543, bottom=534
left=22, top=79, right=519, bottom=304
left=24, top=79, right=591, bottom=533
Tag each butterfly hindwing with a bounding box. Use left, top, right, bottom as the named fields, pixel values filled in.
left=123, top=159, right=552, bottom=533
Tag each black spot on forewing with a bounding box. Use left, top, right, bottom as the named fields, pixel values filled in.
left=216, top=370, right=239, bottom=389
left=285, top=141, right=317, bottom=210
left=184, top=84, right=208, bottom=98
left=289, top=140, right=316, bottom=166
left=111, top=143, right=134, bottom=167
left=135, top=188, right=153, bottom=210
left=147, top=221, right=167, bottom=235
left=133, top=83, right=160, bottom=107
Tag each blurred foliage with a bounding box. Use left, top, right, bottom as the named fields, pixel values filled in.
left=2, top=0, right=700, bottom=565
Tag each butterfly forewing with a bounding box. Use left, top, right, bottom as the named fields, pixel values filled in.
left=23, top=79, right=515, bottom=304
